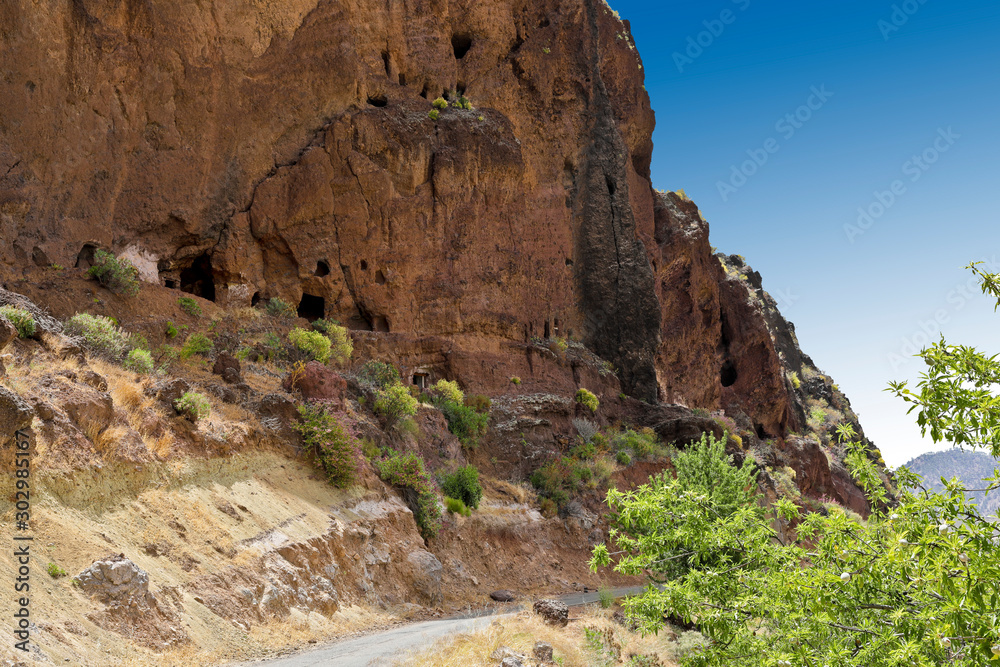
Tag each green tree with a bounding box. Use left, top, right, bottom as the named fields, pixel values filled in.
left=592, top=265, right=1000, bottom=666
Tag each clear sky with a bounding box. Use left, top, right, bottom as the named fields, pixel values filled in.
left=609, top=0, right=1000, bottom=466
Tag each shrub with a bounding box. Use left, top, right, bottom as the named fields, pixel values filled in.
left=440, top=465, right=482, bottom=510
left=433, top=379, right=464, bottom=405
left=262, top=332, right=284, bottom=361
left=539, top=497, right=558, bottom=518
left=598, top=584, right=614, bottom=609
left=611, top=428, right=662, bottom=459
left=123, top=349, right=154, bottom=374
left=464, top=394, right=491, bottom=414
left=616, top=450, right=632, bottom=466
left=440, top=401, right=489, bottom=448
left=64, top=313, right=130, bottom=359
left=47, top=562, right=68, bottom=579
left=295, top=403, right=359, bottom=488
left=288, top=328, right=332, bottom=363
left=444, top=497, right=471, bottom=517
left=326, top=323, right=353, bottom=364
left=357, top=360, right=401, bottom=389
left=165, top=321, right=179, bottom=338
left=428, top=109, right=440, bottom=121
left=265, top=297, right=295, bottom=318
left=375, top=450, right=441, bottom=541
left=575, top=388, right=599, bottom=413
left=571, top=442, right=597, bottom=460
left=360, top=438, right=380, bottom=460
left=177, top=297, right=201, bottom=317
left=374, top=383, right=419, bottom=426
left=432, top=97, right=449, bottom=110
left=0, top=305, right=35, bottom=338
left=549, top=337, right=569, bottom=355
left=510, top=376, right=521, bottom=385
left=180, top=332, right=213, bottom=359
left=573, top=418, right=600, bottom=442
left=174, top=391, right=211, bottom=421
left=87, top=249, right=141, bottom=297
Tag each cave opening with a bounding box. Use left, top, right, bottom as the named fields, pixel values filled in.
left=606, top=174, right=617, bottom=197
left=164, top=279, right=178, bottom=289
left=412, top=372, right=429, bottom=390
left=755, top=424, right=768, bottom=439
left=251, top=291, right=261, bottom=307
left=372, top=315, right=390, bottom=332
left=544, top=321, right=551, bottom=338
left=451, top=34, right=473, bottom=59
left=315, top=260, right=330, bottom=277
left=398, top=73, right=407, bottom=86
left=180, top=252, right=216, bottom=302
left=360, top=259, right=369, bottom=270
left=720, top=360, right=738, bottom=387
left=367, top=94, right=387, bottom=108
left=381, top=51, right=391, bottom=77
left=297, top=293, right=325, bottom=321
left=75, top=243, right=98, bottom=270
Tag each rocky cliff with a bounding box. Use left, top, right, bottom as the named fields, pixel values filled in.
left=0, top=1, right=885, bottom=662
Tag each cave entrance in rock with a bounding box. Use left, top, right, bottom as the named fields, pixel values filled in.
left=412, top=372, right=429, bottom=391
left=297, top=293, right=325, bottom=321
left=720, top=360, right=738, bottom=387
left=451, top=34, right=473, bottom=59
left=180, top=252, right=216, bottom=302
left=75, top=244, right=98, bottom=270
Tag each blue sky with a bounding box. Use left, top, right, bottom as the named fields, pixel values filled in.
left=609, top=0, right=1000, bottom=466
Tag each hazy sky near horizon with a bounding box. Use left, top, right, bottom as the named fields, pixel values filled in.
left=609, top=0, right=1000, bottom=466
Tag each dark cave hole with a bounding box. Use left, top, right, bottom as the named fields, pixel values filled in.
left=372, top=315, right=390, bottom=332
left=452, top=34, right=473, bottom=59
left=755, top=424, right=768, bottom=439
left=539, top=17, right=550, bottom=28
left=164, top=279, right=178, bottom=289
left=456, top=82, right=467, bottom=96
left=315, top=260, right=331, bottom=277
left=381, top=51, right=391, bottom=77
left=544, top=321, right=551, bottom=338
left=606, top=175, right=616, bottom=197
left=412, top=373, right=429, bottom=390
left=565, top=258, right=573, bottom=266
left=375, top=269, right=387, bottom=285
left=720, top=360, right=738, bottom=387
left=251, top=291, right=261, bottom=307
left=360, top=259, right=369, bottom=270
left=420, top=83, right=431, bottom=99
left=398, top=73, right=407, bottom=86
left=180, top=252, right=216, bottom=302
left=297, top=293, right=326, bottom=321
left=75, top=243, right=98, bottom=270
left=367, top=94, right=388, bottom=108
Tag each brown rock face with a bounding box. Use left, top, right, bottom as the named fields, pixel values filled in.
left=0, top=0, right=876, bottom=498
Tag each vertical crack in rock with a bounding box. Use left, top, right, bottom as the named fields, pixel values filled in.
left=572, top=0, right=661, bottom=402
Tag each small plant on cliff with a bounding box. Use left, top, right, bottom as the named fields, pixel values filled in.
left=432, top=97, right=449, bottom=110
left=46, top=562, right=68, bottom=579
left=325, top=322, right=353, bottom=364
left=295, top=402, right=360, bottom=488
left=180, top=332, right=213, bottom=359
left=432, top=381, right=489, bottom=449
left=440, top=465, right=483, bottom=510
left=375, top=450, right=441, bottom=541
left=0, top=305, right=35, bottom=338
left=357, top=360, right=401, bottom=390
left=510, top=376, right=521, bottom=385
left=177, top=296, right=201, bottom=317
left=174, top=391, right=211, bottom=422
left=575, top=388, right=599, bottom=413
left=288, top=327, right=332, bottom=364
left=87, top=249, right=141, bottom=297
left=265, top=297, right=296, bottom=319
left=428, top=109, right=440, bottom=121
left=374, top=382, right=419, bottom=426
left=444, top=496, right=471, bottom=517
left=123, top=348, right=154, bottom=374
left=64, top=313, right=131, bottom=360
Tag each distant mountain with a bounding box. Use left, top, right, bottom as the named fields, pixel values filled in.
left=903, top=449, right=1000, bottom=516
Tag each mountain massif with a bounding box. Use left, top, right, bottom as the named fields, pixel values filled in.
left=0, top=0, right=885, bottom=664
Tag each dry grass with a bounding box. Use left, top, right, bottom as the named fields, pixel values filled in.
left=483, top=476, right=534, bottom=504
left=392, top=608, right=680, bottom=667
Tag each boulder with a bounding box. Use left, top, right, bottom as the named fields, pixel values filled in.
left=212, top=352, right=242, bottom=384
left=76, top=554, right=154, bottom=606
left=490, top=646, right=526, bottom=664
left=405, top=550, right=443, bottom=605
left=0, top=385, right=34, bottom=439
left=281, top=361, right=347, bottom=405
left=500, top=658, right=523, bottom=667
left=533, top=641, right=554, bottom=662
left=533, top=599, right=569, bottom=627
left=151, top=378, right=191, bottom=408
left=490, top=589, right=516, bottom=602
